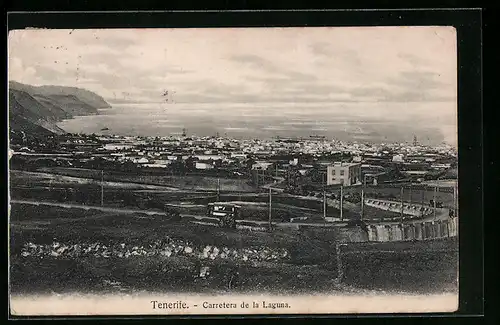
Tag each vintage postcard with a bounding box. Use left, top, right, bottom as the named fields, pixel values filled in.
left=8, top=26, right=458, bottom=316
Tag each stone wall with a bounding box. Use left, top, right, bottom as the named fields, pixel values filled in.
left=364, top=198, right=433, bottom=217
left=366, top=218, right=458, bottom=242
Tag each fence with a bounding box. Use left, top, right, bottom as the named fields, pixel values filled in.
left=364, top=198, right=433, bottom=217
left=373, top=183, right=455, bottom=193
left=366, top=218, right=458, bottom=242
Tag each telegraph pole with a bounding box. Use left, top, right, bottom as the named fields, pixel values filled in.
left=340, top=185, right=344, bottom=222
left=217, top=178, right=220, bottom=201
left=323, top=175, right=327, bottom=223
left=421, top=187, right=425, bottom=217
left=400, top=186, right=404, bottom=223
left=360, top=174, right=366, bottom=221
left=453, top=183, right=458, bottom=218
left=238, top=173, right=241, bottom=202
left=433, top=186, right=437, bottom=221
left=100, top=170, right=104, bottom=206
left=268, top=187, right=272, bottom=231
left=409, top=182, right=412, bottom=206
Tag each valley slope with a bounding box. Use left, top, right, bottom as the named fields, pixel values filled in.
left=8, top=81, right=111, bottom=139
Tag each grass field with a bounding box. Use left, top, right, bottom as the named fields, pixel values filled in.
left=35, top=167, right=256, bottom=192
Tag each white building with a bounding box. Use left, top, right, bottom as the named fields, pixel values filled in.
left=252, top=161, right=274, bottom=171
left=230, top=152, right=248, bottom=159
left=143, top=163, right=167, bottom=168
left=134, top=157, right=150, bottom=164
left=195, top=155, right=223, bottom=161
left=195, top=162, right=214, bottom=170
left=326, top=162, right=362, bottom=186
left=392, top=154, right=405, bottom=163
left=104, top=143, right=133, bottom=151
left=431, top=163, right=452, bottom=170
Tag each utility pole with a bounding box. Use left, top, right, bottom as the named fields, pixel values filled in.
left=360, top=174, right=366, bottom=221
left=217, top=178, right=220, bottom=201
left=238, top=173, right=241, bottom=202
left=409, top=182, right=412, bottom=206
left=323, top=174, right=327, bottom=223
left=453, top=183, right=458, bottom=218
left=340, top=185, right=344, bottom=221
left=400, top=186, right=404, bottom=223
left=268, top=187, right=272, bottom=231
left=433, top=186, right=437, bottom=221
left=421, top=187, right=425, bottom=217
left=100, top=170, right=104, bottom=206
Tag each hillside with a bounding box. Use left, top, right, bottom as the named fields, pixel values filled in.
left=34, top=93, right=99, bottom=116
left=9, top=81, right=111, bottom=111
left=9, top=89, right=69, bottom=122
left=9, top=89, right=68, bottom=136
left=8, top=81, right=111, bottom=139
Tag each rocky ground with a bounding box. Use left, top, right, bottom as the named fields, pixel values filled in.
left=10, top=203, right=458, bottom=295
left=19, top=239, right=291, bottom=262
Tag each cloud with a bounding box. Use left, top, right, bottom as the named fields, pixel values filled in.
left=310, top=42, right=363, bottom=67
left=397, top=53, right=434, bottom=68
left=8, top=57, right=36, bottom=81
left=230, top=54, right=318, bottom=81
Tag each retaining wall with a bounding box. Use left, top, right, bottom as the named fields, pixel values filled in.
left=366, top=218, right=458, bottom=242
left=364, top=198, right=433, bottom=217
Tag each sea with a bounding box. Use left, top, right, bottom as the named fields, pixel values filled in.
left=56, top=103, right=455, bottom=145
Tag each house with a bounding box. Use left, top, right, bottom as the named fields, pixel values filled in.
left=195, top=162, right=214, bottom=170
left=154, top=159, right=172, bottom=166
left=143, top=163, right=167, bottom=168
left=104, top=143, right=133, bottom=151
left=392, top=154, right=405, bottom=163
left=135, top=157, right=150, bottom=164
left=195, top=155, right=224, bottom=161
left=326, top=162, right=362, bottom=186
left=252, top=161, right=274, bottom=171
left=230, top=152, right=248, bottom=159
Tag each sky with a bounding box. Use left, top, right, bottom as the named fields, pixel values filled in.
left=8, top=27, right=458, bottom=145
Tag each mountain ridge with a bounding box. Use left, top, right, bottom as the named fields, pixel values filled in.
left=9, top=81, right=111, bottom=110
left=8, top=81, right=111, bottom=140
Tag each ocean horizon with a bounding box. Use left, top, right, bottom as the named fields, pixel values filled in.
left=57, top=102, right=456, bottom=146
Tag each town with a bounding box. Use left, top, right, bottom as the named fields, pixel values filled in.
left=10, top=130, right=457, bottom=194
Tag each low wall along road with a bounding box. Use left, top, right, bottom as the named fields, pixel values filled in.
left=366, top=218, right=458, bottom=242
left=364, top=198, right=434, bottom=217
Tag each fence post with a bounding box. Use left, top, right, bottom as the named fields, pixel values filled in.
left=422, top=222, right=428, bottom=240
left=444, top=219, right=450, bottom=237
left=372, top=225, right=378, bottom=242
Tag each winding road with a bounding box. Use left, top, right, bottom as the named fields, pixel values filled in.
left=10, top=196, right=451, bottom=228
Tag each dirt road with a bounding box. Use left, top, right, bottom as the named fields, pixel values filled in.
left=10, top=199, right=349, bottom=228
